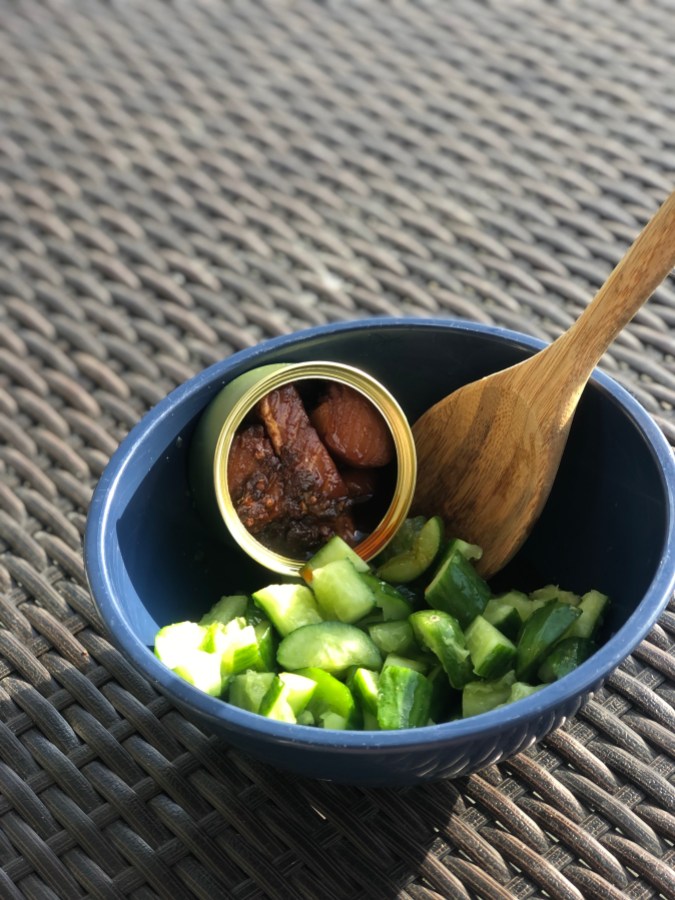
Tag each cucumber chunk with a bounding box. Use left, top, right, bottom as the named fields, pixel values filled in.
left=361, top=574, right=413, bottom=621
left=277, top=622, right=382, bottom=674
left=375, top=515, right=444, bottom=583
left=462, top=671, right=516, bottom=718
left=516, top=601, right=581, bottom=681
left=491, top=590, right=549, bottom=624
left=376, top=516, right=426, bottom=560
left=252, top=583, right=323, bottom=636
left=206, top=618, right=267, bottom=678
left=311, top=559, right=376, bottom=623
left=377, top=665, right=432, bottom=729
left=564, top=590, right=609, bottom=639
left=199, top=594, right=248, bottom=626
left=229, top=671, right=276, bottom=713
left=465, top=615, right=517, bottom=679
left=530, top=584, right=580, bottom=607
left=301, top=535, right=369, bottom=582
left=259, top=672, right=317, bottom=722
left=172, top=650, right=223, bottom=697
left=368, top=620, right=417, bottom=656
left=350, top=667, right=380, bottom=716
left=297, top=667, right=359, bottom=728
left=538, top=636, right=595, bottom=682
left=154, top=622, right=207, bottom=670
left=382, top=653, right=429, bottom=674
left=410, top=609, right=473, bottom=689
left=424, top=543, right=490, bottom=629
left=482, top=597, right=524, bottom=641
left=427, top=664, right=457, bottom=724
left=505, top=682, right=546, bottom=704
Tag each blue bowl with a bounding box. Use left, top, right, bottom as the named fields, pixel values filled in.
left=84, top=318, right=675, bottom=786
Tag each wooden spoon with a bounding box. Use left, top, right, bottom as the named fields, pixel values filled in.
left=412, top=190, right=675, bottom=580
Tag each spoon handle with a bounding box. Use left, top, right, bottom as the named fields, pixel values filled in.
left=544, top=188, right=675, bottom=384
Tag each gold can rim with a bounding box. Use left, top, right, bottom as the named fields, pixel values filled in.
left=212, top=361, right=417, bottom=575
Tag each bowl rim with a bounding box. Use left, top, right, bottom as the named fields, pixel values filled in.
left=84, top=316, right=675, bottom=752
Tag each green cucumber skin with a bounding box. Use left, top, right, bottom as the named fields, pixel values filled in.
left=368, top=620, right=417, bottom=656
left=462, top=673, right=515, bottom=718
left=409, top=610, right=473, bottom=689
left=375, top=515, right=444, bottom=584
left=538, top=637, right=595, bottom=682
left=311, top=560, right=375, bottom=623
left=464, top=615, right=517, bottom=679
left=361, top=574, right=413, bottom=621
left=564, top=590, right=609, bottom=639
left=199, top=594, right=248, bottom=627
left=229, top=672, right=276, bottom=714
left=377, top=665, right=432, bottom=729
left=296, top=667, right=360, bottom=727
left=301, top=534, right=369, bottom=577
left=424, top=550, right=490, bottom=629
left=252, top=583, right=323, bottom=636
left=350, top=667, right=380, bottom=716
left=516, top=601, right=582, bottom=681
left=277, top=622, right=382, bottom=674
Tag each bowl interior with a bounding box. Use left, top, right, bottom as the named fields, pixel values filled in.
left=107, top=321, right=669, bottom=660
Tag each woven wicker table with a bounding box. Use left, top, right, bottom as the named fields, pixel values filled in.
left=1, top=1, right=675, bottom=897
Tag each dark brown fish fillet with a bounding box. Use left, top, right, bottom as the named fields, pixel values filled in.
left=257, top=384, right=348, bottom=511
left=227, top=425, right=286, bottom=533
left=310, top=383, right=394, bottom=468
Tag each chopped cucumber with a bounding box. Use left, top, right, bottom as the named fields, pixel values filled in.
left=462, top=671, right=516, bottom=718
left=199, top=594, right=248, bottom=626
left=207, top=618, right=267, bottom=677
left=409, top=609, right=473, bottom=688
left=564, top=590, right=609, bottom=639
left=450, top=539, right=483, bottom=562
left=368, top=620, right=417, bottom=656
left=538, top=636, right=595, bottom=682
left=229, top=671, right=276, bottom=713
left=361, top=574, right=413, bottom=621
left=505, top=682, right=546, bottom=704
left=427, top=664, right=457, bottom=723
left=252, top=583, right=323, bottom=636
left=516, top=601, right=581, bottom=681
left=492, top=590, right=549, bottom=623
left=297, top=667, right=359, bottom=728
left=252, top=620, right=277, bottom=671
left=375, top=515, right=444, bottom=583
left=465, top=615, right=516, bottom=679
left=424, top=543, right=490, bottom=629
left=172, top=650, right=223, bottom=697
left=382, top=653, right=429, bottom=674
left=350, top=667, right=380, bottom=716
left=259, top=672, right=317, bottom=722
left=482, top=597, right=524, bottom=641
left=377, top=665, right=432, bottom=729
left=277, top=622, right=382, bottom=674
left=530, top=584, right=580, bottom=607
left=154, top=512, right=608, bottom=731
left=154, top=622, right=207, bottom=670
left=301, top=535, right=369, bottom=582
left=311, top=559, right=375, bottom=623
left=376, top=516, right=426, bottom=560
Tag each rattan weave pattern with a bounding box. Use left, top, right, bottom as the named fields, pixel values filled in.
left=1, top=0, right=674, bottom=897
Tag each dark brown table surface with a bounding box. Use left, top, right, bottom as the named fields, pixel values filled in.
left=1, top=1, right=675, bottom=897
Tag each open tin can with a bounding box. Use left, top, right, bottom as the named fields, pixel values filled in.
left=189, top=361, right=417, bottom=575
